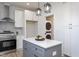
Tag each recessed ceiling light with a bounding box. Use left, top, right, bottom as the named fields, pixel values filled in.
left=26, top=3, right=30, bottom=6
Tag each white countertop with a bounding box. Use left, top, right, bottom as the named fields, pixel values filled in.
left=24, top=37, right=62, bottom=49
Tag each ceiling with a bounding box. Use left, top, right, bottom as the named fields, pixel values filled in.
left=1, top=2, right=45, bottom=11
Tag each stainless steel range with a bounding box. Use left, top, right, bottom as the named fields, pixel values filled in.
left=0, top=31, right=16, bottom=52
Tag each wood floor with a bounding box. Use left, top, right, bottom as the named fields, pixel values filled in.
left=0, top=49, right=23, bottom=57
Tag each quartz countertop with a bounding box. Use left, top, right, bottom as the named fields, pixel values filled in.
left=24, top=37, right=62, bottom=49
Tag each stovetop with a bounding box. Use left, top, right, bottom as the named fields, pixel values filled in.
left=0, top=31, right=14, bottom=34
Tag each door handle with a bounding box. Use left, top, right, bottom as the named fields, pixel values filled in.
left=69, top=27, right=72, bottom=29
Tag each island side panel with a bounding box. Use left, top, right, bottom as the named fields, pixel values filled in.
left=44, top=44, right=62, bottom=57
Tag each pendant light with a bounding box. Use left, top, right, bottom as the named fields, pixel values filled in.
left=36, top=2, right=41, bottom=16
left=44, top=2, right=51, bottom=13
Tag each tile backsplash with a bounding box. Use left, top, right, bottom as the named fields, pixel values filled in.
left=0, top=22, right=15, bottom=32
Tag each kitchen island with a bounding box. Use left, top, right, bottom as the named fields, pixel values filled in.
left=23, top=38, right=62, bottom=57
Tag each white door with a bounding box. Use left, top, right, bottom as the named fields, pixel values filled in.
left=71, top=26, right=79, bottom=57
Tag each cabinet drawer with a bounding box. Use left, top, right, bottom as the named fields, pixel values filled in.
left=23, top=41, right=44, bottom=53
left=23, top=49, right=34, bottom=57
left=34, top=45, right=45, bottom=54
left=24, top=48, right=42, bottom=57
left=26, top=41, right=45, bottom=54
left=33, top=52, right=45, bottom=57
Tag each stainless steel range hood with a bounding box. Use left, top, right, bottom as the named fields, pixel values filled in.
left=1, top=17, right=14, bottom=22
left=0, top=5, right=14, bottom=23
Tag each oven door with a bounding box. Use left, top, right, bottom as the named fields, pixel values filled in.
left=0, top=39, right=16, bottom=52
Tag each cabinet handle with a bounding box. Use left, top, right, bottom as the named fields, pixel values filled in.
left=34, top=54, right=38, bottom=57
left=69, top=27, right=72, bottom=29
left=24, top=48, right=27, bottom=50
left=35, top=48, right=37, bottom=50
left=69, top=24, right=72, bottom=25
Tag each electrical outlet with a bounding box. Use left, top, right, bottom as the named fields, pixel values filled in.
left=52, top=51, right=57, bottom=56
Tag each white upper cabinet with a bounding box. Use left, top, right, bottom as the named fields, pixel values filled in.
left=15, top=9, right=24, bottom=27
left=25, top=10, right=38, bottom=21
left=70, top=3, right=79, bottom=26
left=63, top=3, right=71, bottom=27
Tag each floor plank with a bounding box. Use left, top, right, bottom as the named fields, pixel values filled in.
left=0, top=49, right=23, bottom=57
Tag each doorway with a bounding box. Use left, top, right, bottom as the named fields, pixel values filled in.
left=26, top=21, right=38, bottom=38
left=45, top=15, right=54, bottom=40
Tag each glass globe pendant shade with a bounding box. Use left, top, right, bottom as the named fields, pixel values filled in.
left=44, top=2, right=51, bottom=13
left=36, top=8, right=41, bottom=16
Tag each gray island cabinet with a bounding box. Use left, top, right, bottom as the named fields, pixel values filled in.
left=23, top=38, right=62, bottom=57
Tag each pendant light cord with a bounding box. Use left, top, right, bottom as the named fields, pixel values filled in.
left=38, top=0, right=39, bottom=19
left=38, top=1, right=39, bottom=8
left=38, top=0, right=39, bottom=8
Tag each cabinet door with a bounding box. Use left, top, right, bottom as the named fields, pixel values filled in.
left=64, top=3, right=71, bottom=27
left=17, top=35, right=23, bottom=49
left=64, top=3, right=72, bottom=56
left=70, top=3, right=79, bottom=57
left=64, top=26, right=71, bottom=56
left=71, top=26, right=79, bottom=57
left=71, top=3, right=79, bottom=26
left=15, top=9, right=24, bottom=27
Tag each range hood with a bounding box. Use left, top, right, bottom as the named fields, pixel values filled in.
left=0, top=5, right=14, bottom=22
left=1, top=17, right=14, bottom=22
